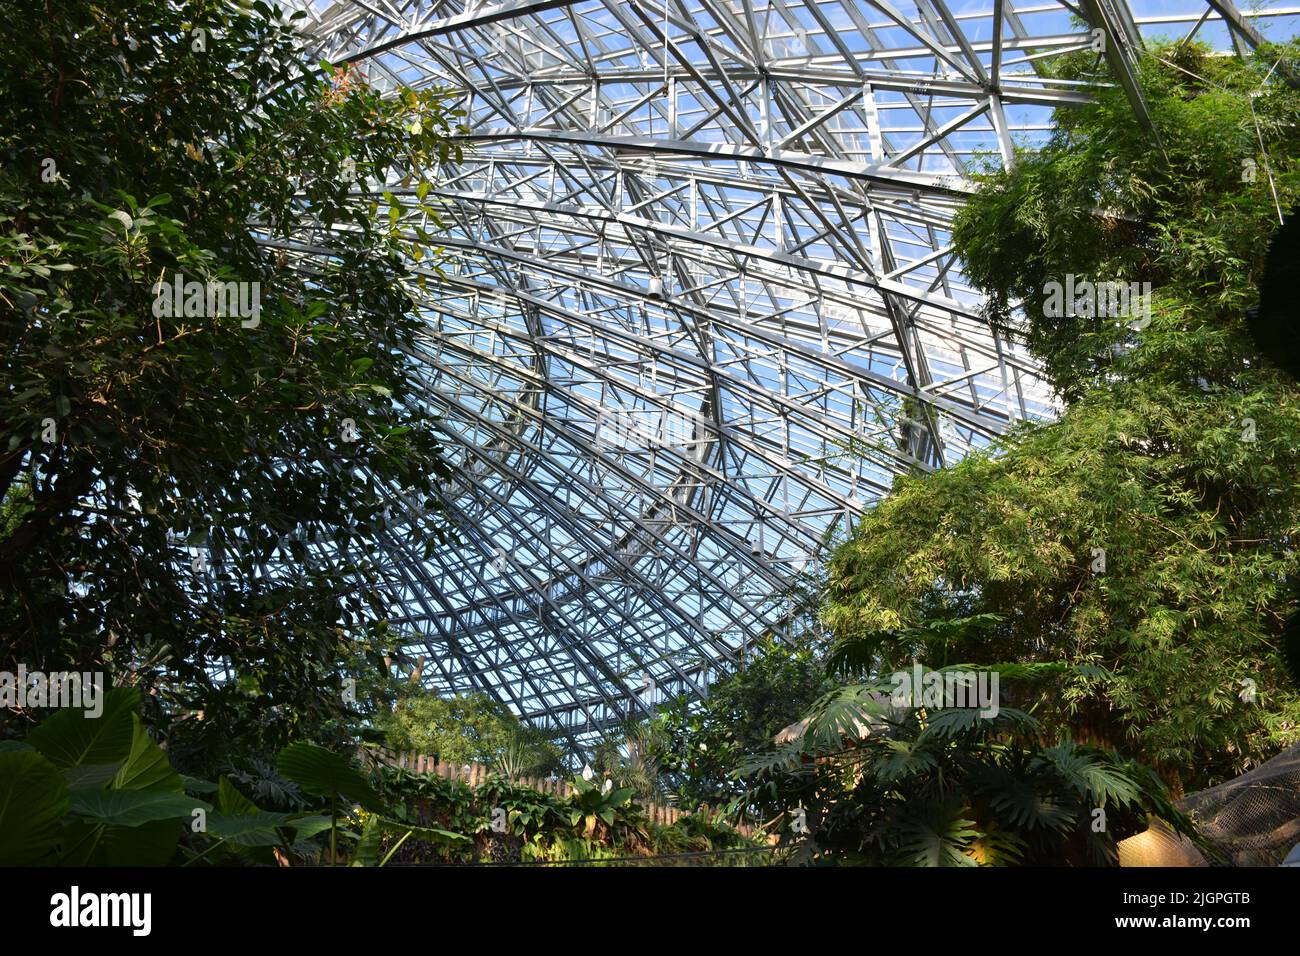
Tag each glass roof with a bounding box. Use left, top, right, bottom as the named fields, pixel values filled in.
left=282, top=0, right=1299, bottom=753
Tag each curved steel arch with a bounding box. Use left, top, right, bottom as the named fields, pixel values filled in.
left=282, top=0, right=1297, bottom=754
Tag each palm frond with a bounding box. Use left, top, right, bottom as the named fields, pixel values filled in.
left=917, top=705, right=1034, bottom=741
left=894, top=801, right=980, bottom=867
left=824, top=631, right=893, bottom=677
left=1034, top=742, right=1141, bottom=807
left=872, top=738, right=939, bottom=785
left=801, top=682, right=893, bottom=752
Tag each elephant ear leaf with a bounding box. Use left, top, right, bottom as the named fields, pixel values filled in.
left=112, top=717, right=182, bottom=793
left=67, top=790, right=209, bottom=827
left=352, top=816, right=384, bottom=867
left=276, top=742, right=384, bottom=811
left=63, top=762, right=123, bottom=791
left=217, top=776, right=261, bottom=816
left=0, top=751, right=69, bottom=865
left=61, top=818, right=184, bottom=867
left=210, top=779, right=284, bottom=863
left=28, top=686, right=138, bottom=769
left=206, top=811, right=294, bottom=847
left=183, top=776, right=219, bottom=795
left=285, top=814, right=333, bottom=840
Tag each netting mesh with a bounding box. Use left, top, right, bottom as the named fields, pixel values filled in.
left=1179, top=743, right=1300, bottom=866
left=1119, top=743, right=1300, bottom=866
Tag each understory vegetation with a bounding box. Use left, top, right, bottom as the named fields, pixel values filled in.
left=0, top=687, right=765, bottom=866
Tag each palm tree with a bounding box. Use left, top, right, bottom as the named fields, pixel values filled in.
left=590, top=719, right=671, bottom=803
left=737, top=618, right=1204, bottom=865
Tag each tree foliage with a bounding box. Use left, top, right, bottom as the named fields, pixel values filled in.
left=377, top=690, right=564, bottom=776
left=828, top=41, right=1300, bottom=793
left=653, top=638, right=837, bottom=816
left=0, top=1, right=463, bottom=754
left=955, top=39, right=1300, bottom=400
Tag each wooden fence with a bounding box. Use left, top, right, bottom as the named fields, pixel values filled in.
left=372, top=749, right=688, bottom=827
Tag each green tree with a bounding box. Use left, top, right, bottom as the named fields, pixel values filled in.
left=955, top=38, right=1300, bottom=401
left=827, top=41, right=1300, bottom=793
left=0, top=1, right=462, bottom=754
left=655, top=638, right=836, bottom=817
left=378, top=690, right=563, bottom=775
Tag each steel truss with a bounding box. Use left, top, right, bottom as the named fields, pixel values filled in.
left=281, top=0, right=1298, bottom=755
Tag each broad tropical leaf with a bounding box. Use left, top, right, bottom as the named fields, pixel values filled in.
left=60, top=818, right=183, bottom=867
left=894, top=802, right=980, bottom=867
left=27, top=686, right=137, bottom=769
left=0, top=751, right=68, bottom=865
left=112, top=717, right=183, bottom=793
left=62, top=763, right=123, bottom=791
left=1034, top=743, right=1140, bottom=807
left=206, top=810, right=295, bottom=847
left=918, top=705, right=1033, bottom=741
left=973, top=768, right=1074, bottom=832
left=182, top=776, right=219, bottom=795
left=284, top=814, right=335, bottom=841
left=801, top=682, right=892, bottom=753
left=872, top=739, right=939, bottom=785
left=216, top=776, right=261, bottom=816
left=68, top=789, right=210, bottom=827
left=277, top=742, right=384, bottom=810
